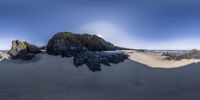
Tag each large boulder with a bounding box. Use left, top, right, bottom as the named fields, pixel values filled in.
left=8, top=40, right=41, bottom=60
left=47, top=32, right=116, bottom=57
left=47, top=32, right=128, bottom=72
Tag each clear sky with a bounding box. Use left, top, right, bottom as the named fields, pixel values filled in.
left=0, top=0, right=200, bottom=50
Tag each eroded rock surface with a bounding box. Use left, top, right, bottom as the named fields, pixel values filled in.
left=9, top=40, right=41, bottom=60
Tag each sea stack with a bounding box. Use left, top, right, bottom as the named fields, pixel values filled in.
left=8, top=40, right=41, bottom=60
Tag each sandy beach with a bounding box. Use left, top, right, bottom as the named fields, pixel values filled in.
left=0, top=51, right=200, bottom=100
left=126, top=50, right=200, bottom=68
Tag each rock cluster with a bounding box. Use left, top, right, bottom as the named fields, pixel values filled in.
left=8, top=40, right=41, bottom=60
left=74, top=51, right=128, bottom=72
left=163, top=49, right=200, bottom=60
left=8, top=32, right=128, bottom=71
left=47, top=32, right=128, bottom=71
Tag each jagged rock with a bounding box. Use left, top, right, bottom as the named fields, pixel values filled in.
left=8, top=40, right=41, bottom=60
left=73, top=51, right=128, bottom=72
left=47, top=32, right=116, bottom=57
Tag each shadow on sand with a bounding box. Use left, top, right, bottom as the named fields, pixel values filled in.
left=0, top=54, right=200, bottom=100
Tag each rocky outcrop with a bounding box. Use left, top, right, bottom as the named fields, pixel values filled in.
left=8, top=40, right=41, bottom=60
left=47, top=32, right=128, bottom=72
left=73, top=51, right=128, bottom=72
left=0, top=55, right=2, bottom=59
left=47, top=32, right=116, bottom=57
left=163, top=49, right=200, bottom=60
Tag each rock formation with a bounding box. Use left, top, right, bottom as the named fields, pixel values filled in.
left=47, top=32, right=116, bottom=57
left=47, top=32, right=128, bottom=72
left=9, top=40, right=41, bottom=60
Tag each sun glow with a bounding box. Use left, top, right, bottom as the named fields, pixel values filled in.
left=80, top=21, right=200, bottom=50
left=80, top=21, right=139, bottom=48
left=81, top=21, right=120, bottom=37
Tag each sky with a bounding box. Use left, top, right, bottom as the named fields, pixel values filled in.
left=0, top=0, right=200, bottom=50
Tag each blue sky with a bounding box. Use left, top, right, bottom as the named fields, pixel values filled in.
left=0, top=0, right=200, bottom=50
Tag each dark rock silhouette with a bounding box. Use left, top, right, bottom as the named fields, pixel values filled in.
left=74, top=51, right=128, bottom=72
left=47, top=32, right=128, bottom=71
left=0, top=55, right=2, bottom=59
left=9, top=40, right=41, bottom=60
left=47, top=32, right=116, bottom=57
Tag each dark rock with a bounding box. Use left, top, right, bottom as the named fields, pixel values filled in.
left=24, top=42, right=41, bottom=54
left=39, top=46, right=47, bottom=50
left=47, top=32, right=127, bottom=72
left=73, top=51, right=128, bottom=72
left=8, top=40, right=41, bottom=60
left=80, top=34, right=116, bottom=51
left=47, top=32, right=116, bottom=57
left=137, top=49, right=146, bottom=52
left=0, top=55, right=2, bottom=59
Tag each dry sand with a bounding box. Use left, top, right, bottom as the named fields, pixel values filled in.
left=123, top=50, right=200, bottom=68
left=0, top=51, right=200, bottom=100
